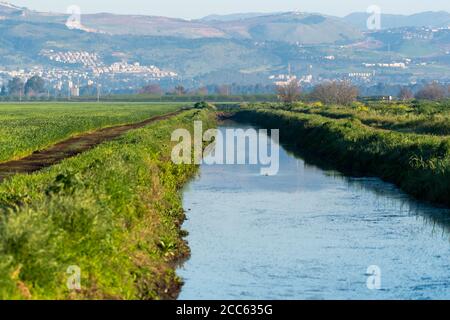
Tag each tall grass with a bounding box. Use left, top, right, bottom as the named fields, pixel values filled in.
left=246, top=100, right=450, bottom=136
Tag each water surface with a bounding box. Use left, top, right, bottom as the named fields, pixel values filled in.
left=178, top=123, right=450, bottom=300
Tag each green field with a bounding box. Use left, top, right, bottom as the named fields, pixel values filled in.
left=0, top=108, right=215, bottom=299
left=234, top=100, right=450, bottom=205
left=0, top=103, right=184, bottom=163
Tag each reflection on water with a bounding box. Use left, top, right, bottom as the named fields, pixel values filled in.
left=178, top=123, right=450, bottom=300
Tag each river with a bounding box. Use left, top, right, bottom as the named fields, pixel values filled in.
left=178, top=122, right=450, bottom=300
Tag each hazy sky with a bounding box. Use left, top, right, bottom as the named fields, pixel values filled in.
left=9, top=0, right=450, bottom=19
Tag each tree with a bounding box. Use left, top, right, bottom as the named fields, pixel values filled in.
left=311, top=81, right=358, bottom=105
left=217, top=85, right=231, bottom=96
left=7, top=77, right=24, bottom=96
left=174, top=85, right=186, bottom=96
left=398, top=87, right=414, bottom=101
left=25, top=76, right=45, bottom=96
left=196, top=86, right=209, bottom=96
left=139, top=84, right=162, bottom=95
left=0, top=85, right=6, bottom=96
left=276, top=79, right=301, bottom=104
left=415, top=83, right=446, bottom=101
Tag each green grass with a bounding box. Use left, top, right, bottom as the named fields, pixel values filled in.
left=250, top=100, right=450, bottom=136
left=234, top=104, right=450, bottom=206
left=0, top=103, right=184, bottom=163
left=0, top=108, right=216, bottom=299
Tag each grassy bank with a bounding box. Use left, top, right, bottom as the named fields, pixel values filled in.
left=0, top=109, right=215, bottom=299
left=0, top=103, right=184, bottom=163
left=233, top=107, right=450, bottom=206
left=246, top=100, right=450, bottom=136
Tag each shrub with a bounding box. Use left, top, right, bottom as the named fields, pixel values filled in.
left=415, top=83, right=446, bottom=101
left=310, top=81, right=358, bottom=106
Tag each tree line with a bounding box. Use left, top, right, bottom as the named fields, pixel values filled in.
left=398, top=83, right=449, bottom=101
left=276, top=79, right=450, bottom=105
left=276, top=80, right=360, bottom=105
left=2, top=75, right=449, bottom=103
left=0, top=76, right=46, bottom=97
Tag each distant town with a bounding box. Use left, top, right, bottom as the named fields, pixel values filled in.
left=0, top=50, right=179, bottom=98
left=0, top=5, right=449, bottom=98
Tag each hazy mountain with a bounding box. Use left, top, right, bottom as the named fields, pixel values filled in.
left=82, top=11, right=363, bottom=44
left=199, top=12, right=277, bottom=22
left=81, top=14, right=227, bottom=38
left=0, top=1, right=26, bottom=17
left=0, top=3, right=362, bottom=43
left=203, top=12, right=363, bottom=44
left=344, top=11, right=450, bottom=30
left=0, top=2, right=226, bottom=38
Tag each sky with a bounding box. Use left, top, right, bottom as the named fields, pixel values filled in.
left=7, top=0, right=450, bottom=19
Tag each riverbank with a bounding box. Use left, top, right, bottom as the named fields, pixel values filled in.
left=232, top=108, right=450, bottom=206
left=0, top=109, right=215, bottom=299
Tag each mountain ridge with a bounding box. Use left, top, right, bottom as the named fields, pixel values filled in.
left=344, top=11, right=450, bottom=30
left=2, top=3, right=449, bottom=40
left=0, top=4, right=361, bottom=43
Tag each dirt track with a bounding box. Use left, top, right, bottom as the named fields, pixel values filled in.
left=0, top=110, right=183, bottom=182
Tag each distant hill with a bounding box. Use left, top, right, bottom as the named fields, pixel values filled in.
left=83, top=11, right=363, bottom=44
left=0, top=3, right=362, bottom=44
left=81, top=14, right=227, bottom=38
left=199, top=13, right=277, bottom=22
left=0, top=2, right=448, bottom=84
left=203, top=12, right=363, bottom=44
left=0, top=1, right=26, bottom=17
left=344, top=11, right=450, bottom=30
left=0, top=17, right=280, bottom=80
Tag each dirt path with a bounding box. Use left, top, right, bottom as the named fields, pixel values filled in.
left=0, top=110, right=183, bottom=182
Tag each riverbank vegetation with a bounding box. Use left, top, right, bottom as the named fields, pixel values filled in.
left=0, top=109, right=215, bottom=299
left=233, top=100, right=450, bottom=206
left=0, top=103, right=184, bottom=163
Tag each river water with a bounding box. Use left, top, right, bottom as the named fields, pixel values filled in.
left=178, top=123, right=450, bottom=300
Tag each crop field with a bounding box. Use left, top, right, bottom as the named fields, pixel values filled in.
left=0, top=103, right=185, bottom=163
left=234, top=100, right=450, bottom=205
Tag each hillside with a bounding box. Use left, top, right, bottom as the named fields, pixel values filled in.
left=0, top=3, right=362, bottom=43
left=81, top=14, right=227, bottom=38
left=203, top=12, right=363, bottom=44
left=0, top=2, right=449, bottom=85
left=199, top=12, right=280, bottom=22
left=344, top=11, right=450, bottom=30
left=81, top=12, right=363, bottom=44
left=0, top=18, right=280, bottom=80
